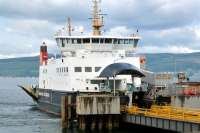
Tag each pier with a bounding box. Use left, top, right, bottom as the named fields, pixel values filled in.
left=61, top=95, right=200, bottom=132
left=122, top=105, right=200, bottom=133
left=61, top=95, right=120, bottom=131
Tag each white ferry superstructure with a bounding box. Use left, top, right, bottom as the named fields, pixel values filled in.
left=40, top=35, right=142, bottom=91
left=22, top=0, right=145, bottom=115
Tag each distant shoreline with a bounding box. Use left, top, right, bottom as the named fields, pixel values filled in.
left=0, top=53, right=199, bottom=78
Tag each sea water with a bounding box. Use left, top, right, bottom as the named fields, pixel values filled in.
left=0, top=77, right=173, bottom=133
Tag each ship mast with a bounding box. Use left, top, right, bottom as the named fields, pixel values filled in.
left=67, top=17, right=72, bottom=36
left=92, top=0, right=103, bottom=36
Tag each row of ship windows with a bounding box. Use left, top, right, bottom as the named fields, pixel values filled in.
left=56, top=67, right=101, bottom=73
left=56, top=38, right=138, bottom=47
left=56, top=67, right=68, bottom=73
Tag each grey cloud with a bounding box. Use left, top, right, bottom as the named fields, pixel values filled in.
left=0, top=0, right=90, bottom=24
left=1, top=0, right=200, bottom=30
left=103, top=0, right=200, bottom=30
left=0, top=0, right=200, bottom=57
left=139, top=26, right=199, bottom=49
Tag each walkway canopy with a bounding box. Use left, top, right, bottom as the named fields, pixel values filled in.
left=99, top=63, right=145, bottom=78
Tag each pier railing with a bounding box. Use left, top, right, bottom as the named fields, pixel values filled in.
left=122, top=105, right=200, bottom=123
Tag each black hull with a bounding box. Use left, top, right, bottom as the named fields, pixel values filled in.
left=37, top=101, right=61, bottom=116
left=35, top=88, right=130, bottom=116
left=36, top=88, right=76, bottom=116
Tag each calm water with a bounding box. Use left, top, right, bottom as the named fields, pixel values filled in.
left=0, top=77, right=172, bottom=133
left=0, top=77, right=62, bottom=133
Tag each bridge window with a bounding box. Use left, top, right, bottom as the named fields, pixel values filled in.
left=77, top=39, right=81, bottom=44
left=129, top=39, right=134, bottom=45
left=92, top=38, right=99, bottom=43
left=72, top=39, right=78, bottom=44
left=75, top=67, right=82, bottom=72
left=113, top=39, right=118, bottom=44
left=100, top=38, right=104, bottom=43
left=134, top=39, right=139, bottom=47
left=105, top=38, right=112, bottom=43
left=95, top=67, right=101, bottom=72
left=67, top=38, right=71, bottom=44
left=83, top=38, right=90, bottom=43
left=56, top=38, right=59, bottom=44
left=85, top=67, right=92, bottom=72
left=61, top=39, right=65, bottom=47
left=119, top=39, right=124, bottom=44
left=124, top=39, right=129, bottom=44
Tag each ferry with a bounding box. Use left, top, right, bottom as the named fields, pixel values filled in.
left=20, top=0, right=145, bottom=116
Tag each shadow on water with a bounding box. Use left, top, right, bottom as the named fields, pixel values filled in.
left=62, top=128, right=128, bottom=133
left=29, top=105, right=39, bottom=111
left=120, top=122, right=178, bottom=133
left=29, top=105, right=60, bottom=118
left=60, top=123, right=178, bottom=133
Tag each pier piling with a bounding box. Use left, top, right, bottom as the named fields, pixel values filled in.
left=61, top=95, right=120, bottom=130
left=61, top=96, right=68, bottom=129
left=61, top=96, right=72, bottom=129
left=98, top=118, right=103, bottom=130
left=113, top=115, right=119, bottom=129
left=106, top=115, right=113, bottom=130
left=91, top=117, right=96, bottom=130
left=79, top=116, right=86, bottom=130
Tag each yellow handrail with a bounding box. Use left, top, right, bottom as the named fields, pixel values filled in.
left=122, top=105, right=200, bottom=123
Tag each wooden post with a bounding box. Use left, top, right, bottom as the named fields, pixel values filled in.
left=67, top=95, right=71, bottom=125
left=106, top=115, right=112, bottom=130
left=79, top=116, right=86, bottom=130
left=91, top=117, right=96, bottom=130
left=98, top=118, right=103, bottom=130
left=113, top=76, right=116, bottom=96
left=113, top=115, right=119, bottom=129
left=61, top=96, right=69, bottom=129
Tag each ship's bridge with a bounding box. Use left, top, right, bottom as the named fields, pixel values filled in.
left=54, top=35, right=141, bottom=52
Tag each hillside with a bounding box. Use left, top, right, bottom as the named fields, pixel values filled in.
left=0, top=53, right=200, bottom=78
left=0, top=56, right=39, bottom=77
left=144, top=52, right=200, bottom=73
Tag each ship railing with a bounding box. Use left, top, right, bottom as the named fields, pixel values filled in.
left=122, top=104, right=200, bottom=123
left=61, top=44, right=136, bottom=51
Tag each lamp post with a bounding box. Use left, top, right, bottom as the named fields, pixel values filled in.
left=113, top=75, right=116, bottom=96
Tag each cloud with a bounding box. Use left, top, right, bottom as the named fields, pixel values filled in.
left=0, top=18, right=60, bottom=57
left=106, top=26, right=133, bottom=36
left=0, top=0, right=90, bottom=23
left=1, top=0, right=200, bottom=29
left=102, top=0, right=200, bottom=30
left=0, top=0, right=200, bottom=58
left=105, top=25, right=200, bottom=52
left=5, top=19, right=60, bottom=37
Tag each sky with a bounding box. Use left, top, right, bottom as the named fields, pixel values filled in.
left=0, top=0, right=200, bottom=58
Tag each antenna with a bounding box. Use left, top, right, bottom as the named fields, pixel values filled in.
left=92, top=0, right=104, bottom=36
left=67, top=17, right=72, bottom=36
